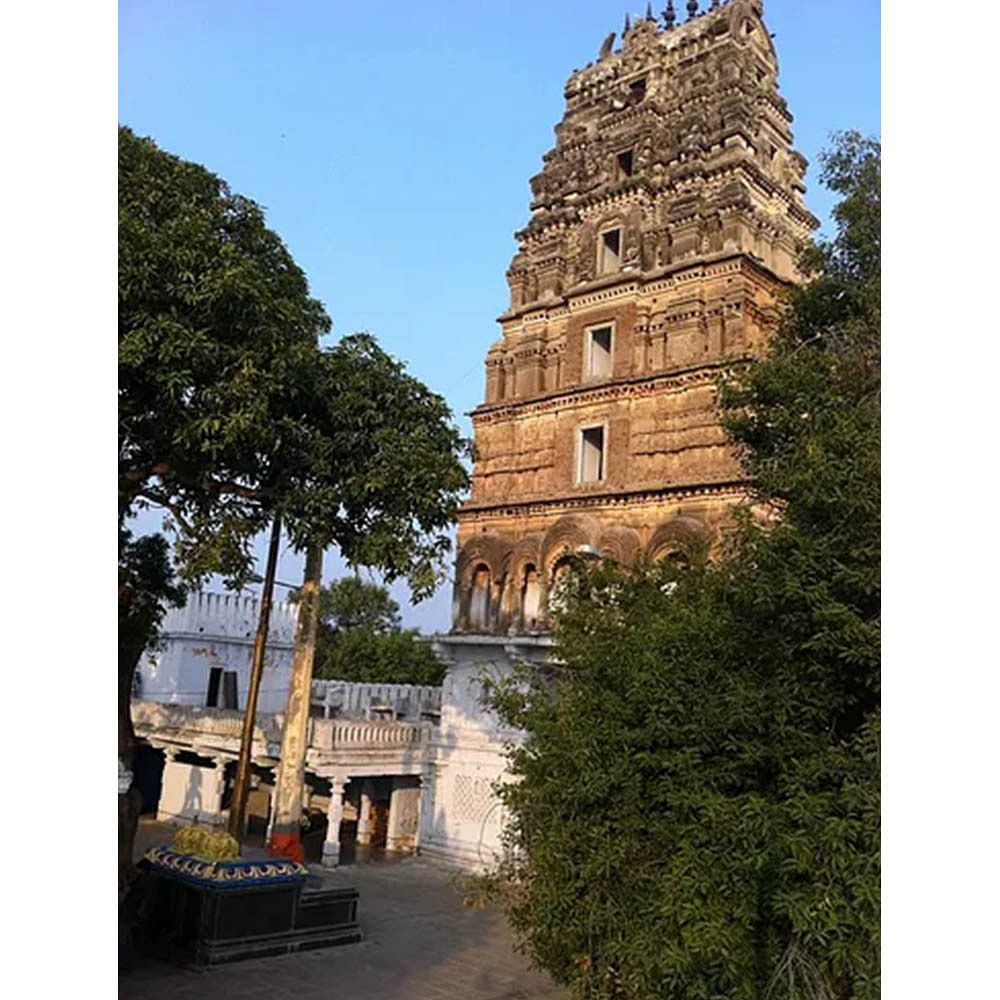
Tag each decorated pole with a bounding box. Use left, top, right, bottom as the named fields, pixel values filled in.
left=267, top=543, right=323, bottom=862
left=228, top=514, right=282, bottom=844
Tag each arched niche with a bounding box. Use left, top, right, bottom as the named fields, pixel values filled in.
left=506, top=535, right=544, bottom=634
left=520, top=563, right=543, bottom=631
left=541, top=514, right=600, bottom=577
left=454, top=533, right=512, bottom=633
left=646, top=516, right=710, bottom=568
left=468, top=563, right=492, bottom=630
left=597, top=525, right=641, bottom=567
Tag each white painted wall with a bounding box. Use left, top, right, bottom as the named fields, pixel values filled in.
left=418, top=635, right=551, bottom=869
left=157, top=758, right=226, bottom=827
left=138, top=592, right=298, bottom=715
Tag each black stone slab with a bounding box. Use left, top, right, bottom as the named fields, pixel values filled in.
left=135, top=855, right=361, bottom=966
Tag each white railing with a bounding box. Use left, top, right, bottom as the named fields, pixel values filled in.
left=310, top=680, right=442, bottom=723
left=132, top=700, right=431, bottom=755
left=310, top=717, right=430, bottom=751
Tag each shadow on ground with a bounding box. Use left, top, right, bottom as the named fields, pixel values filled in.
left=121, top=818, right=562, bottom=1000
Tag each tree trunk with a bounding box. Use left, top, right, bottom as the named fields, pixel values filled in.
left=118, top=631, right=146, bottom=892
left=267, top=544, right=323, bottom=863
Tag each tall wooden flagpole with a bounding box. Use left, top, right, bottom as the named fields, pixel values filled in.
left=228, top=514, right=282, bottom=844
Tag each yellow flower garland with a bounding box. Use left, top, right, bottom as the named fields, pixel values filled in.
left=171, top=825, right=240, bottom=862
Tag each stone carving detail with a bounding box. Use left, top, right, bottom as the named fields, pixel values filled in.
left=504, top=0, right=814, bottom=316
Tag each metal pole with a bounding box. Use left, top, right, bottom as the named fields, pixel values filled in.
left=267, top=543, right=323, bottom=863
left=228, top=514, right=282, bottom=843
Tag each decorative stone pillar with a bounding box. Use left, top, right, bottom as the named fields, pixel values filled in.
left=322, top=774, right=347, bottom=868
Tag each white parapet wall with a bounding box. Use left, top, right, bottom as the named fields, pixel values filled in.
left=137, top=592, right=299, bottom=715
left=310, top=680, right=442, bottom=721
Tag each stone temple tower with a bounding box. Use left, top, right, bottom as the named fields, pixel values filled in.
left=451, top=0, right=817, bottom=636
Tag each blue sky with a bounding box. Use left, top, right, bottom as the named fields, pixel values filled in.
left=119, top=0, right=881, bottom=632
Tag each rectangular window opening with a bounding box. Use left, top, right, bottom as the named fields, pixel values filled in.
left=206, top=667, right=223, bottom=708
left=579, top=426, right=605, bottom=484
left=617, top=150, right=634, bottom=178
left=629, top=78, right=646, bottom=103
left=222, top=670, right=239, bottom=710
left=588, top=326, right=613, bottom=378
left=599, top=229, right=621, bottom=275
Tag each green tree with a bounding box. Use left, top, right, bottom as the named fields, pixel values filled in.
left=298, top=576, right=447, bottom=686
left=119, top=125, right=328, bottom=577
left=474, top=132, right=880, bottom=1000
left=314, top=575, right=403, bottom=634
left=118, top=528, right=186, bottom=888
left=119, top=128, right=468, bottom=872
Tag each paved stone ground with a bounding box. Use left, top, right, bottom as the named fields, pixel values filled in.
left=121, top=820, right=563, bottom=1000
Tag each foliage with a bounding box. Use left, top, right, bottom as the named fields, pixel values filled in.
left=119, top=123, right=467, bottom=671
left=119, top=528, right=187, bottom=751
left=312, top=575, right=403, bottom=633
left=118, top=527, right=187, bottom=667
left=119, top=125, right=329, bottom=584
left=280, top=336, right=470, bottom=600
left=475, top=132, right=880, bottom=1000
left=297, top=576, right=446, bottom=686
left=316, top=627, right=445, bottom=686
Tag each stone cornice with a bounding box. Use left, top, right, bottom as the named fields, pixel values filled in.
left=472, top=358, right=749, bottom=423
left=458, top=479, right=747, bottom=521
left=497, top=250, right=786, bottom=325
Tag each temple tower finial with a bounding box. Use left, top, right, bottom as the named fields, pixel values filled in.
left=662, top=2, right=676, bottom=29
left=687, top=0, right=699, bottom=20
left=624, top=12, right=631, bottom=33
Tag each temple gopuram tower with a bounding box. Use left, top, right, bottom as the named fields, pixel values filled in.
left=452, top=0, right=817, bottom=635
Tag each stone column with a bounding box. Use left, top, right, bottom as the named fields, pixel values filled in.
left=386, top=777, right=420, bottom=853
left=202, top=756, right=227, bottom=828
left=356, top=779, right=375, bottom=846
left=322, top=774, right=348, bottom=868
left=416, top=763, right=437, bottom=850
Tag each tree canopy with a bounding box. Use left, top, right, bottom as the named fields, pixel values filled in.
left=474, top=132, right=881, bottom=1000
left=120, top=124, right=469, bottom=597
left=297, top=576, right=446, bottom=687
left=119, top=125, right=329, bottom=581
left=309, top=576, right=403, bottom=634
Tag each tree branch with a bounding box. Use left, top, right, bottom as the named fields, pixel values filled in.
left=135, top=489, right=196, bottom=537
